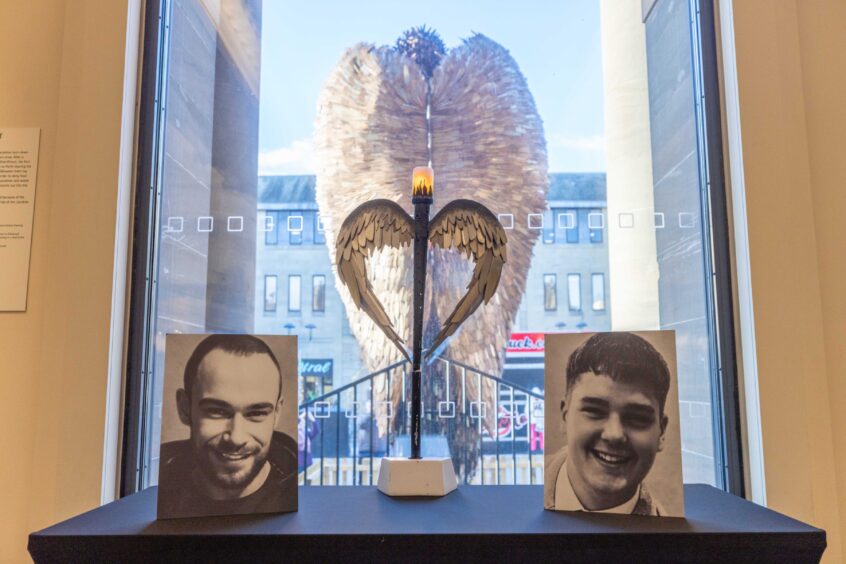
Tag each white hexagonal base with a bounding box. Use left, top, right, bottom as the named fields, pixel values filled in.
left=376, top=457, right=458, bottom=497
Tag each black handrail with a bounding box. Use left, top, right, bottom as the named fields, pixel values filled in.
left=297, top=356, right=545, bottom=486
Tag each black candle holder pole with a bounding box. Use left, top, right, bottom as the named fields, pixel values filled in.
left=410, top=166, right=433, bottom=460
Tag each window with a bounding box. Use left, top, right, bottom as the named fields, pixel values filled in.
left=562, top=210, right=579, bottom=244
left=567, top=274, right=581, bottom=311
left=264, top=275, right=277, bottom=312
left=314, top=214, right=326, bottom=245
left=313, top=275, right=326, bottom=312
left=588, top=209, right=604, bottom=243
left=591, top=273, right=605, bottom=311
left=125, top=0, right=742, bottom=495
left=543, top=274, right=557, bottom=311
left=288, top=214, right=303, bottom=245
left=264, top=211, right=278, bottom=245
left=542, top=212, right=554, bottom=244
left=288, top=275, right=301, bottom=312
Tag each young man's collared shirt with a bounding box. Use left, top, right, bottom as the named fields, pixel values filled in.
left=544, top=447, right=665, bottom=516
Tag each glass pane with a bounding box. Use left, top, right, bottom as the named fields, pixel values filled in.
left=567, top=274, right=581, bottom=312
left=288, top=275, right=301, bottom=312
left=264, top=275, right=277, bottom=312
left=591, top=273, right=605, bottom=311
left=141, top=0, right=728, bottom=489
left=543, top=274, right=557, bottom=311
left=312, top=275, right=325, bottom=312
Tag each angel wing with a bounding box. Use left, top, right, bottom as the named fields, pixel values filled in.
left=336, top=199, right=413, bottom=361
left=426, top=199, right=507, bottom=358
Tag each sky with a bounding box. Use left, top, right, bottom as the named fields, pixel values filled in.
left=257, top=0, right=605, bottom=175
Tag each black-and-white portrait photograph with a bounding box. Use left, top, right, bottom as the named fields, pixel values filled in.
left=544, top=331, right=684, bottom=517
left=157, top=334, right=298, bottom=519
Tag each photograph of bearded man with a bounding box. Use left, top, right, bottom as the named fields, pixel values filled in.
left=157, top=334, right=298, bottom=519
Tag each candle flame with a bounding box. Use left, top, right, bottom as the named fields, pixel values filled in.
left=412, top=166, right=434, bottom=201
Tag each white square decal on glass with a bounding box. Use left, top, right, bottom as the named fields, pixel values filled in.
left=261, top=213, right=274, bottom=232
left=165, top=216, right=184, bottom=233
left=469, top=401, right=487, bottom=419
left=438, top=401, right=456, bottom=419
left=588, top=212, right=605, bottom=229
left=314, top=401, right=331, bottom=419
left=678, top=212, right=696, bottom=228
left=557, top=212, right=576, bottom=229
left=653, top=212, right=665, bottom=229
left=527, top=213, right=544, bottom=230
left=288, top=215, right=304, bottom=233
left=197, top=216, right=214, bottom=233
left=378, top=401, right=393, bottom=419
left=497, top=213, right=514, bottom=230
left=345, top=401, right=363, bottom=419
left=618, top=212, right=635, bottom=228
left=227, top=216, right=244, bottom=232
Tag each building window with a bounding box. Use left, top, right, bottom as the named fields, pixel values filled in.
left=313, top=275, right=326, bottom=312
left=543, top=274, right=557, bottom=311
left=288, top=214, right=303, bottom=245
left=588, top=209, right=604, bottom=243
left=560, top=210, right=578, bottom=244
left=264, top=211, right=278, bottom=245
left=591, top=273, right=605, bottom=311
left=288, top=275, right=301, bottom=312
left=314, top=213, right=326, bottom=245
left=264, top=275, right=277, bottom=312
left=568, top=273, right=581, bottom=311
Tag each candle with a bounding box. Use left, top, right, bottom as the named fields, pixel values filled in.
left=412, top=166, right=434, bottom=202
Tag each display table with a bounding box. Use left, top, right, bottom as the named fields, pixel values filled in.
left=29, top=484, right=825, bottom=563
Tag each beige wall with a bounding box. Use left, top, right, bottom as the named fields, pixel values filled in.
left=0, top=1, right=133, bottom=562
left=729, top=0, right=845, bottom=561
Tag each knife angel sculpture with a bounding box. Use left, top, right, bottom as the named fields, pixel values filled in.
left=315, top=28, right=547, bottom=474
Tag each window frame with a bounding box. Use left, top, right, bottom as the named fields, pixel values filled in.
left=121, top=0, right=744, bottom=498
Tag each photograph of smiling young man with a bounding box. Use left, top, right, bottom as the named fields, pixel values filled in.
left=157, top=334, right=298, bottom=519
left=544, top=331, right=684, bottom=517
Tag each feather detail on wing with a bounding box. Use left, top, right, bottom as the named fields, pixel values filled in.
left=426, top=199, right=507, bottom=357
left=336, top=199, right=413, bottom=361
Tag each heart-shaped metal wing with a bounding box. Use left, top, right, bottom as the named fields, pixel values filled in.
left=336, top=198, right=508, bottom=365
left=425, top=199, right=508, bottom=358
left=335, top=199, right=413, bottom=362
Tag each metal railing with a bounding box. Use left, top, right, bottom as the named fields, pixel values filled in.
left=298, top=357, right=545, bottom=486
